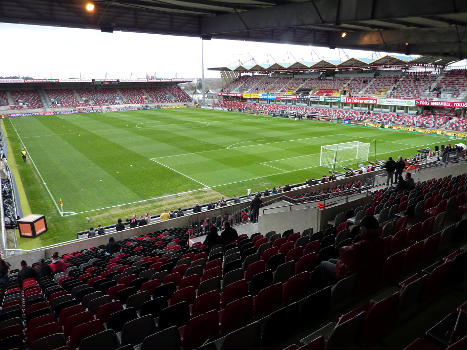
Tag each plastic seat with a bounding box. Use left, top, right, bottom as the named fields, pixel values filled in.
left=27, top=313, right=55, bottom=330
left=191, top=290, right=220, bottom=317
left=30, top=333, right=66, bottom=350
left=219, top=295, right=253, bottom=334
left=327, top=311, right=366, bottom=350
left=95, top=301, right=123, bottom=323
left=88, top=295, right=112, bottom=314
left=121, top=315, right=156, bottom=345
left=363, top=293, right=400, bottom=341
left=64, top=311, right=93, bottom=337
left=222, top=268, right=244, bottom=289
left=169, top=286, right=196, bottom=306
left=262, top=247, right=279, bottom=263
left=295, top=253, right=317, bottom=274
left=244, top=260, right=265, bottom=282
left=159, top=302, right=190, bottom=329
left=248, top=270, right=273, bottom=295
left=79, top=329, right=120, bottom=350
left=391, top=229, right=407, bottom=253
left=282, top=272, right=309, bottom=304
left=330, top=274, right=356, bottom=306
left=220, top=320, right=261, bottom=350
left=141, top=326, right=181, bottom=350
left=70, top=319, right=104, bottom=348
left=303, top=240, right=320, bottom=256
left=140, top=279, right=161, bottom=294
left=274, top=261, right=295, bottom=283
left=197, top=277, right=221, bottom=296
left=163, top=272, right=183, bottom=286
left=180, top=310, right=219, bottom=349
left=278, top=242, right=294, bottom=255
left=262, top=303, right=300, bottom=347
left=221, top=279, right=248, bottom=307
left=382, top=251, right=405, bottom=284
left=201, top=266, right=222, bottom=282
left=266, top=254, right=285, bottom=272
left=286, top=247, right=303, bottom=263
left=253, top=283, right=282, bottom=317
left=421, top=232, right=440, bottom=262
left=0, top=324, right=23, bottom=342
left=107, top=307, right=138, bottom=331
left=153, top=282, right=176, bottom=300
left=178, top=275, right=200, bottom=290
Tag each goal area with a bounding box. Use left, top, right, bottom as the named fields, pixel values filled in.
left=320, top=141, right=370, bottom=169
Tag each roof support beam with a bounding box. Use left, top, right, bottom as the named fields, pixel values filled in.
left=201, top=0, right=466, bottom=34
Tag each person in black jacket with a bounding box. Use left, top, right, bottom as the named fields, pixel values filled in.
left=105, top=237, right=121, bottom=255
left=115, top=218, right=125, bottom=231
left=203, top=225, right=220, bottom=249
left=193, top=203, right=201, bottom=213
left=395, top=157, right=405, bottom=183
left=18, top=260, right=38, bottom=288
left=384, top=157, right=396, bottom=186
left=38, top=259, right=53, bottom=278
left=220, top=222, right=238, bottom=246
left=250, top=194, right=262, bottom=223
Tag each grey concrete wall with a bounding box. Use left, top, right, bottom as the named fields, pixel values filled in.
left=4, top=171, right=380, bottom=269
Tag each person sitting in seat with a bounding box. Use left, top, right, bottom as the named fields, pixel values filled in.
left=50, top=252, right=67, bottom=274
left=220, top=222, right=238, bottom=246
left=105, top=237, right=121, bottom=255
left=319, top=216, right=384, bottom=286
left=18, top=260, right=38, bottom=287
left=203, top=225, right=220, bottom=249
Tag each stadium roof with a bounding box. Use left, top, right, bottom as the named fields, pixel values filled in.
left=1, top=0, right=465, bottom=58
left=208, top=54, right=460, bottom=72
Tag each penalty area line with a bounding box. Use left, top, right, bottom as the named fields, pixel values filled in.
left=150, top=158, right=210, bottom=188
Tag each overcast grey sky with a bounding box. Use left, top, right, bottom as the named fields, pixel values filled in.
left=0, top=23, right=464, bottom=80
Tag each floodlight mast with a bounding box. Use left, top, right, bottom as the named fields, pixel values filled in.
left=201, top=38, right=206, bottom=106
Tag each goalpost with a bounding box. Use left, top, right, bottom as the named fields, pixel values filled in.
left=320, top=141, right=370, bottom=170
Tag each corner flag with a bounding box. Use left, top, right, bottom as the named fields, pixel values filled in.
left=59, top=198, right=63, bottom=210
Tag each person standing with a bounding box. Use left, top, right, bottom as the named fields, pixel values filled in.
left=21, top=149, right=27, bottom=162
left=250, top=194, right=262, bottom=223
left=384, top=157, right=396, bottom=186
left=395, top=157, right=405, bottom=183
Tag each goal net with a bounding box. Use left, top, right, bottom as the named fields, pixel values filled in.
left=320, top=141, right=370, bottom=169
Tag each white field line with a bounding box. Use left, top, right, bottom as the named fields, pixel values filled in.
left=260, top=163, right=287, bottom=172
left=150, top=158, right=210, bottom=188
left=156, top=133, right=351, bottom=160
left=8, top=119, right=63, bottom=216
left=65, top=187, right=206, bottom=216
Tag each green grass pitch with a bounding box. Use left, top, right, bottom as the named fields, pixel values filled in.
left=3, top=108, right=456, bottom=249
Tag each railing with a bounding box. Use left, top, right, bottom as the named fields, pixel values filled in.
left=261, top=185, right=374, bottom=216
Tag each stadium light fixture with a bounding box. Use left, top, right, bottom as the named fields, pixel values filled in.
left=85, top=2, right=95, bottom=12
left=341, top=32, right=347, bottom=38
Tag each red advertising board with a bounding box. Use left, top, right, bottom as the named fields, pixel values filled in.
left=415, top=100, right=467, bottom=108
left=345, top=97, right=377, bottom=104
left=276, top=94, right=297, bottom=100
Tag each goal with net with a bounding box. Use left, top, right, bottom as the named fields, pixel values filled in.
left=320, top=141, right=370, bottom=170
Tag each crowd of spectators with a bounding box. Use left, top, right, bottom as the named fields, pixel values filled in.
left=45, top=89, right=80, bottom=107
left=214, top=100, right=467, bottom=131
left=9, top=90, right=43, bottom=109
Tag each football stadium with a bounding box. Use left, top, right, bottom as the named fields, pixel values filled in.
left=0, top=1, right=466, bottom=349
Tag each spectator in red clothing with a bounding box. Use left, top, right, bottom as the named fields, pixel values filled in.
left=49, top=252, right=67, bottom=274
left=319, top=215, right=384, bottom=286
